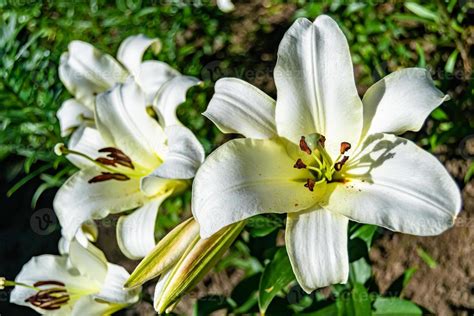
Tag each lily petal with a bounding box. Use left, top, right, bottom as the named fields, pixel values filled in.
left=144, top=125, right=205, bottom=180
left=66, top=126, right=106, bottom=169
left=95, top=78, right=166, bottom=168
left=153, top=76, right=201, bottom=127
left=72, top=296, right=128, bottom=316
left=204, top=78, right=277, bottom=139
left=10, top=255, right=97, bottom=313
left=117, top=34, right=162, bottom=78
left=192, top=138, right=318, bottom=238
left=59, top=41, right=128, bottom=110
left=325, top=133, right=462, bottom=236
left=274, top=15, right=363, bottom=158
left=58, top=222, right=98, bottom=255
left=362, top=68, right=450, bottom=137
left=94, top=263, right=140, bottom=304
left=54, top=167, right=149, bottom=240
left=68, top=239, right=108, bottom=283
left=116, top=199, right=164, bottom=260
left=57, top=99, right=94, bottom=137
left=286, top=209, right=349, bottom=293
left=138, top=61, right=180, bottom=104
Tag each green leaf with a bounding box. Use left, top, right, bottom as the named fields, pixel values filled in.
left=445, top=50, right=459, bottom=74
left=404, top=2, right=439, bottom=22
left=298, top=303, right=338, bottom=316
left=258, top=247, right=295, bottom=314
left=352, top=283, right=372, bottom=316
left=464, top=162, right=474, bottom=183
left=247, top=215, right=283, bottom=238
left=416, top=247, right=437, bottom=268
left=337, top=290, right=355, bottom=316
left=348, top=238, right=368, bottom=262
left=415, top=43, right=425, bottom=68
left=373, top=297, right=422, bottom=315
left=193, top=295, right=228, bottom=316
left=350, top=225, right=378, bottom=249
left=350, top=258, right=372, bottom=285
left=386, top=267, right=417, bottom=297
left=431, top=108, right=449, bottom=121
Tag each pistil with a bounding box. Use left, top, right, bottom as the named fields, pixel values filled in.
left=293, top=135, right=352, bottom=191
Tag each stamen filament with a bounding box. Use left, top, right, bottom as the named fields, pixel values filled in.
left=311, top=154, right=324, bottom=170
left=307, top=166, right=323, bottom=178
left=0, top=277, right=42, bottom=291
left=55, top=144, right=118, bottom=173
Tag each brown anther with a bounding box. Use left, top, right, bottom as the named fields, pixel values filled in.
left=95, top=157, right=117, bottom=167
left=304, top=179, right=315, bottom=191
left=88, top=172, right=130, bottom=183
left=340, top=142, right=351, bottom=154
left=98, top=147, right=126, bottom=155
left=299, top=136, right=312, bottom=155
left=115, top=160, right=135, bottom=169
left=97, top=147, right=135, bottom=169
left=33, top=281, right=65, bottom=287
left=26, top=280, right=69, bottom=311
left=319, top=135, right=326, bottom=147
left=334, top=156, right=349, bottom=171
left=293, top=158, right=307, bottom=169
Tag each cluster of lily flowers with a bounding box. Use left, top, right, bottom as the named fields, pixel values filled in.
left=1, top=15, right=461, bottom=315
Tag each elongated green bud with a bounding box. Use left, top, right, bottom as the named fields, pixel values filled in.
left=125, top=218, right=200, bottom=289
left=154, top=220, right=246, bottom=314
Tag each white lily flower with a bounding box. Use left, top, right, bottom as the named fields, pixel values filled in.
left=192, top=15, right=462, bottom=293
left=54, top=78, right=205, bottom=260
left=216, top=0, right=235, bottom=12
left=5, top=239, right=140, bottom=315
left=57, top=34, right=184, bottom=137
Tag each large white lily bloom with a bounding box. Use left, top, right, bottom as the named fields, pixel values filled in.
left=57, top=34, right=184, bottom=137
left=192, top=15, right=462, bottom=293
left=54, top=78, right=205, bottom=260
left=216, top=0, right=235, bottom=12
left=9, top=239, right=140, bottom=315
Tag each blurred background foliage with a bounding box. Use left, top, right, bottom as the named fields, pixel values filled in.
left=0, top=0, right=472, bottom=315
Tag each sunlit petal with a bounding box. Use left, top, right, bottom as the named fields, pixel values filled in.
left=204, top=78, right=277, bottom=139
left=274, top=15, right=363, bottom=158
left=286, top=208, right=349, bottom=293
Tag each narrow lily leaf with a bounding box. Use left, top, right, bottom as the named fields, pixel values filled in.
left=416, top=247, right=437, bottom=268
left=125, top=218, right=199, bottom=289
left=351, top=283, right=372, bottom=316
left=373, top=297, right=422, bottom=315
left=336, top=290, right=355, bottom=316
left=445, top=49, right=459, bottom=74
left=464, top=162, right=474, bottom=183
left=404, top=2, right=439, bottom=22
left=386, top=267, right=418, bottom=297
left=155, top=221, right=246, bottom=313
left=258, top=247, right=295, bottom=314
